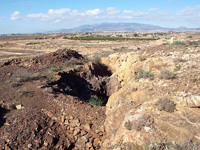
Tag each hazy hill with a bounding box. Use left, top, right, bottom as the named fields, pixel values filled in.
left=48, top=22, right=200, bottom=33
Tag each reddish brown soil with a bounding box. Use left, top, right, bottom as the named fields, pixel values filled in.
left=0, top=49, right=109, bottom=150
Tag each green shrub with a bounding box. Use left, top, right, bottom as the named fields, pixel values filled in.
left=82, top=57, right=89, bottom=63
left=48, top=76, right=56, bottom=82
left=133, top=33, right=139, bottom=37
left=135, top=70, right=154, bottom=80
left=88, top=97, right=104, bottom=106
left=49, top=67, right=59, bottom=72
left=172, top=41, right=185, bottom=45
left=192, top=78, right=198, bottom=83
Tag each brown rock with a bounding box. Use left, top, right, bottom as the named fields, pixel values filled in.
left=83, top=123, right=91, bottom=131
left=80, top=130, right=87, bottom=136
left=74, top=127, right=81, bottom=136
left=75, top=136, right=88, bottom=149
left=93, top=138, right=101, bottom=148
left=86, top=142, right=92, bottom=149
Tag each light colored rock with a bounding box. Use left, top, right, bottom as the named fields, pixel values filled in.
left=83, top=123, right=91, bottom=131
left=102, top=51, right=200, bottom=149
left=16, top=104, right=23, bottom=110
left=102, top=53, right=175, bottom=87
left=75, top=136, right=88, bottom=149
left=183, top=95, right=200, bottom=108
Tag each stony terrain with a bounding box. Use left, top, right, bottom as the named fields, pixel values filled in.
left=0, top=32, right=200, bottom=150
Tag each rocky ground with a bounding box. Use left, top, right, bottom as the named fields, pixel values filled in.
left=101, top=42, right=200, bottom=149
left=0, top=33, right=200, bottom=150
left=0, top=49, right=114, bottom=150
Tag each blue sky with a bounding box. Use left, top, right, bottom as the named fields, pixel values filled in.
left=0, top=0, right=200, bottom=34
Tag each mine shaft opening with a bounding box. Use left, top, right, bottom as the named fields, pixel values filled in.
left=48, top=62, right=116, bottom=106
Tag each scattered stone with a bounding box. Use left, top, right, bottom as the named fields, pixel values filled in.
left=75, top=136, right=88, bottom=148
left=83, top=123, right=91, bottom=131
left=61, top=115, right=65, bottom=123
left=28, top=144, right=32, bottom=148
left=81, top=130, right=87, bottom=136
left=86, top=142, right=93, bottom=149
left=93, top=138, right=101, bottom=147
left=73, top=128, right=80, bottom=136
left=4, top=122, right=10, bottom=126
left=184, top=95, right=200, bottom=108
left=16, top=104, right=23, bottom=110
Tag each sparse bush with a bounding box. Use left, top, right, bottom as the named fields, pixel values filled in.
left=174, top=65, right=181, bottom=71
left=48, top=76, right=57, bottom=82
left=63, top=36, right=69, bottom=39
left=139, top=54, right=147, bottom=61
left=192, top=78, right=198, bottom=83
left=82, top=57, right=89, bottom=63
left=11, top=69, right=41, bottom=87
left=187, top=35, right=192, bottom=38
left=157, top=98, right=176, bottom=112
left=176, top=58, right=187, bottom=63
left=181, top=140, right=200, bottom=150
left=172, top=41, right=185, bottom=45
left=124, top=120, right=132, bottom=130
left=186, top=41, right=199, bottom=46
left=133, top=33, right=139, bottom=37
left=159, top=69, right=176, bottom=80
left=49, top=66, right=59, bottom=72
left=88, top=97, right=104, bottom=106
left=20, top=88, right=34, bottom=97
left=65, top=58, right=83, bottom=69
left=145, top=142, right=180, bottom=150
left=135, top=70, right=154, bottom=80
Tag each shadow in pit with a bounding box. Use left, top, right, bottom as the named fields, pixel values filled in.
left=46, top=63, right=112, bottom=105
left=0, top=107, right=9, bottom=127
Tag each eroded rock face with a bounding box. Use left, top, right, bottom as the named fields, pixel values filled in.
left=101, top=52, right=200, bottom=149
left=101, top=52, right=175, bottom=87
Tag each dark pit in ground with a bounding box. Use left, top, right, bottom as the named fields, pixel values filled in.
left=46, top=62, right=114, bottom=105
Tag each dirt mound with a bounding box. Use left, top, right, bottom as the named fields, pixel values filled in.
left=0, top=50, right=114, bottom=149
left=33, top=49, right=83, bottom=65
left=2, top=49, right=83, bottom=67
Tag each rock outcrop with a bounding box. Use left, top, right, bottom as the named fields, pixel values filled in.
left=101, top=50, right=200, bottom=149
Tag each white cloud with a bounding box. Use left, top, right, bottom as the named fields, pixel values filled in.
left=106, top=7, right=120, bottom=15
left=177, top=5, right=200, bottom=22
left=85, top=9, right=103, bottom=16
left=10, top=6, right=198, bottom=25
left=10, top=11, right=21, bottom=21
left=123, top=10, right=148, bottom=17
left=149, top=8, right=159, bottom=12
left=48, top=8, right=71, bottom=15
left=177, top=5, right=200, bottom=16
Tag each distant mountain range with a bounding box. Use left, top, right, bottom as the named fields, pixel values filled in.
left=47, top=22, right=200, bottom=33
